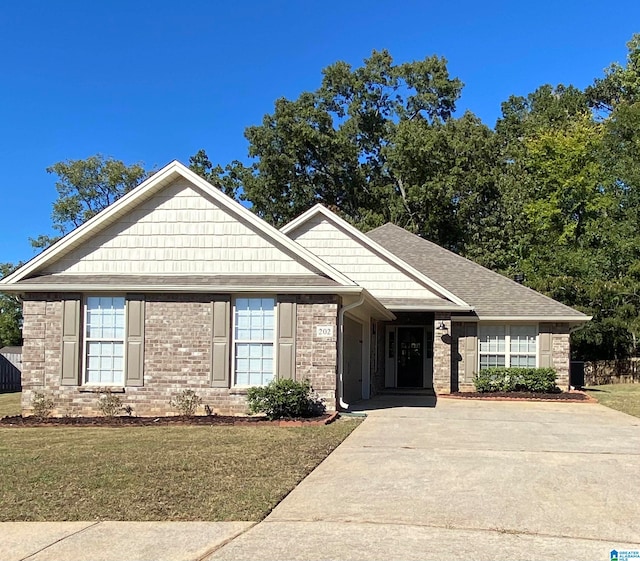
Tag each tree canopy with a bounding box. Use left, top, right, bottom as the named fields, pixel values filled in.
left=0, top=263, right=22, bottom=347
left=31, top=154, right=148, bottom=249
left=190, top=35, right=640, bottom=361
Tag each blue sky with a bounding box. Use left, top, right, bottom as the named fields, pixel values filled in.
left=1, top=0, right=639, bottom=266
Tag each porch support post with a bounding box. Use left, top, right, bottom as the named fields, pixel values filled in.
left=433, top=312, right=452, bottom=394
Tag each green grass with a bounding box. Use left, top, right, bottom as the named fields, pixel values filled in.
left=584, top=383, right=640, bottom=418
left=0, top=419, right=361, bottom=521
left=0, top=391, right=20, bottom=418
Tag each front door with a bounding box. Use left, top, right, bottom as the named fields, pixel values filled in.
left=397, top=327, right=424, bottom=387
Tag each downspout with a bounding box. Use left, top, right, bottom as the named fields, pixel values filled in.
left=338, top=292, right=366, bottom=411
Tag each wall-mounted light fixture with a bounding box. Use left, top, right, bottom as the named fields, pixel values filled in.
left=436, top=321, right=448, bottom=333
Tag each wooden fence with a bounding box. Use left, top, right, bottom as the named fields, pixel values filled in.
left=584, top=358, right=640, bottom=386
left=0, top=348, right=21, bottom=393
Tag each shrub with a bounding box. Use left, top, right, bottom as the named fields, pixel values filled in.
left=246, top=378, right=325, bottom=420
left=98, top=390, right=123, bottom=417
left=31, top=391, right=54, bottom=421
left=473, top=367, right=558, bottom=393
left=170, top=389, right=202, bottom=416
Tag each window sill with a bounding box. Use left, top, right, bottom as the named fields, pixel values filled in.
left=229, top=387, right=250, bottom=395
left=79, top=386, right=125, bottom=394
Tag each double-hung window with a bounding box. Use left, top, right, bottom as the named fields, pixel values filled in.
left=233, top=297, right=275, bottom=386
left=84, top=296, right=126, bottom=385
left=479, top=325, right=537, bottom=370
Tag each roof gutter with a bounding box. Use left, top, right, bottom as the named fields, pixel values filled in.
left=338, top=292, right=366, bottom=411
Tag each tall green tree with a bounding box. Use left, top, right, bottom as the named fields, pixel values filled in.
left=192, top=50, right=507, bottom=255
left=188, top=149, right=242, bottom=198
left=31, top=155, right=148, bottom=249
left=0, top=263, right=22, bottom=347
left=586, top=33, right=640, bottom=114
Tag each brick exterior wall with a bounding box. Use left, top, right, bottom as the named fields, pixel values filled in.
left=552, top=325, right=571, bottom=390
left=294, top=295, right=339, bottom=410
left=433, top=312, right=452, bottom=393
left=20, top=293, right=339, bottom=417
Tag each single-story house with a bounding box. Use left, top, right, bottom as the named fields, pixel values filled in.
left=0, top=161, right=590, bottom=416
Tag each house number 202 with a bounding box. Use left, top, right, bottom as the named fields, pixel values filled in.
left=316, top=325, right=334, bottom=338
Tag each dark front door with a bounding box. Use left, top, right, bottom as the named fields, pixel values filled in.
left=397, top=327, right=424, bottom=387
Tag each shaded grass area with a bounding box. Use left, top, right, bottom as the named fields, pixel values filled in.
left=0, top=419, right=361, bottom=521
left=0, top=391, right=20, bottom=418
left=585, top=384, right=640, bottom=418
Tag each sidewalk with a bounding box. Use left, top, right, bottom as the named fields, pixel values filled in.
left=0, top=521, right=254, bottom=561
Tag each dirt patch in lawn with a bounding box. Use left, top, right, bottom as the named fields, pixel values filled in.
left=444, top=391, right=595, bottom=402
left=0, top=412, right=337, bottom=428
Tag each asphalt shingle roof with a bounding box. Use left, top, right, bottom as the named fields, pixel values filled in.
left=367, top=223, right=589, bottom=320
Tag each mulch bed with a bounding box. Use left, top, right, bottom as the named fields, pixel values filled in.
left=0, top=411, right=339, bottom=428
left=444, top=391, right=595, bottom=402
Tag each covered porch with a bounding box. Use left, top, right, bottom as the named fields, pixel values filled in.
left=340, top=305, right=455, bottom=408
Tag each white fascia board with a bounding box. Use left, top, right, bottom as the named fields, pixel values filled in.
left=2, top=162, right=357, bottom=287
left=281, top=204, right=470, bottom=308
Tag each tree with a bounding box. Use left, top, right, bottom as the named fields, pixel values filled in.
left=31, top=155, right=148, bottom=249
left=192, top=50, right=508, bottom=258
left=188, top=149, right=241, bottom=198
left=0, top=263, right=22, bottom=347
left=586, top=33, right=640, bottom=115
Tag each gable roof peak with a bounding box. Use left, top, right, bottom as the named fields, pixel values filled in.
left=1, top=161, right=357, bottom=287
left=282, top=206, right=470, bottom=308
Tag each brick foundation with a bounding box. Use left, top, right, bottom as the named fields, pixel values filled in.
left=20, top=293, right=339, bottom=417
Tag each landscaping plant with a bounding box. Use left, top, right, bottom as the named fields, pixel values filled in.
left=97, top=391, right=123, bottom=417
left=31, top=391, right=54, bottom=421
left=169, top=389, right=202, bottom=416
left=247, top=378, right=324, bottom=420
left=473, top=367, right=558, bottom=393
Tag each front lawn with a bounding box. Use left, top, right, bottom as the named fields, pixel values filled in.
left=0, top=419, right=361, bottom=521
left=0, top=391, right=20, bottom=418
left=584, top=383, right=640, bottom=418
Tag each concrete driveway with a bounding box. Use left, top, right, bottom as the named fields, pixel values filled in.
left=208, top=397, right=640, bottom=561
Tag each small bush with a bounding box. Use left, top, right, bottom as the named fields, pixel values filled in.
left=473, top=367, right=558, bottom=393
left=170, top=389, right=202, bottom=416
left=31, top=391, right=54, bottom=421
left=246, top=378, right=325, bottom=420
left=98, top=391, right=123, bottom=417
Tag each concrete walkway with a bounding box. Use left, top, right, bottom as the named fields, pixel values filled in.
left=2, top=398, right=640, bottom=560
left=0, top=521, right=253, bottom=561
left=208, top=397, right=640, bottom=560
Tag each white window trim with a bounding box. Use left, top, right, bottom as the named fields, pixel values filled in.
left=82, top=295, right=127, bottom=386
left=231, top=295, right=277, bottom=387
left=478, top=323, right=539, bottom=370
